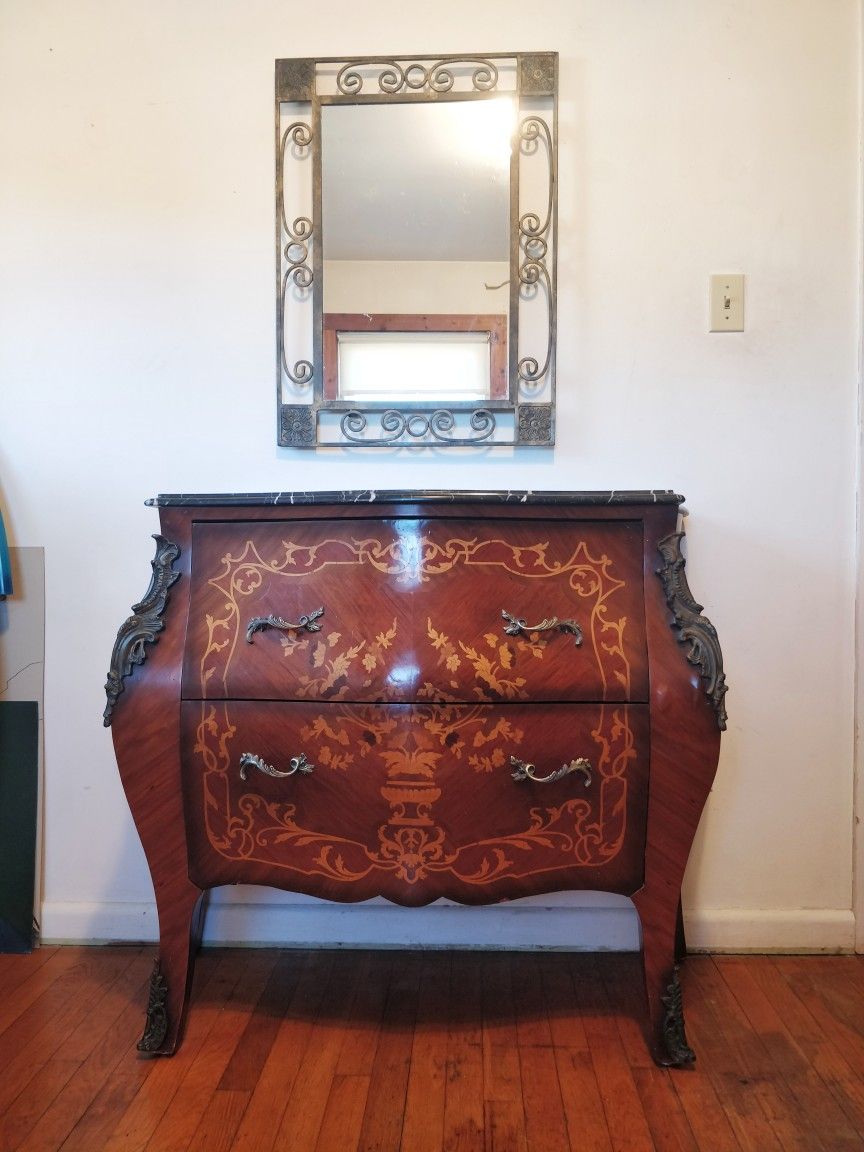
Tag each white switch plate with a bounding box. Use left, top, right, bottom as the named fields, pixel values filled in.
left=709, top=273, right=744, bottom=332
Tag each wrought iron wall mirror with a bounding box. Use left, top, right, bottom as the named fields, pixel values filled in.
left=276, top=53, right=558, bottom=448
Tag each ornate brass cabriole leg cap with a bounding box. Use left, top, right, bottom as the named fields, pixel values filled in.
left=658, top=966, right=696, bottom=1067
left=137, top=959, right=169, bottom=1054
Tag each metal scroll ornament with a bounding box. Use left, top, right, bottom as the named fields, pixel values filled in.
left=659, top=967, right=695, bottom=1066
left=281, top=405, right=316, bottom=446
left=340, top=409, right=496, bottom=447
left=517, top=404, right=554, bottom=446
left=246, top=606, right=324, bottom=643
left=278, top=121, right=314, bottom=388
left=501, top=609, right=583, bottom=646
left=137, top=959, right=169, bottom=1053
left=239, top=752, right=314, bottom=780
left=103, top=535, right=181, bottom=727
left=510, top=756, right=592, bottom=787
left=656, top=532, right=728, bottom=731
left=517, top=116, right=555, bottom=389
left=335, top=57, right=500, bottom=96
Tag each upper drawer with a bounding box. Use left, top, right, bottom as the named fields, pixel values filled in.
left=181, top=517, right=647, bottom=703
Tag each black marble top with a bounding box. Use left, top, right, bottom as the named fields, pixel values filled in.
left=146, top=490, right=685, bottom=507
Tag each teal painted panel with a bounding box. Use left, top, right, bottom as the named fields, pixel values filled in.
left=0, top=509, right=11, bottom=595
left=0, top=701, right=38, bottom=951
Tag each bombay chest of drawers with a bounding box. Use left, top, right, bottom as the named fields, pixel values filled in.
left=103, top=490, right=726, bottom=1065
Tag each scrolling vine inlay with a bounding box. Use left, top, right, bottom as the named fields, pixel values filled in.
left=193, top=699, right=639, bottom=889
left=194, top=526, right=638, bottom=702
left=184, top=520, right=648, bottom=897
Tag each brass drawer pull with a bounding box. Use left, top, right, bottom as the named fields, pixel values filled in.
left=245, top=606, right=324, bottom=643
left=239, top=752, right=314, bottom=780
left=510, top=756, right=592, bottom=787
left=501, top=609, right=583, bottom=647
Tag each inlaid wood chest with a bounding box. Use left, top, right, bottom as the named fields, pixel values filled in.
left=104, top=491, right=726, bottom=1065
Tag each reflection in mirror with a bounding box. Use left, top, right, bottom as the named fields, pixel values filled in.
left=321, top=101, right=513, bottom=262
left=275, top=53, right=558, bottom=448
left=321, top=101, right=513, bottom=403
left=336, top=332, right=492, bottom=403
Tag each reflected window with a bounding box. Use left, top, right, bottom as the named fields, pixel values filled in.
left=337, top=331, right=490, bottom=403
left=323, top=312, right=507, bottom=402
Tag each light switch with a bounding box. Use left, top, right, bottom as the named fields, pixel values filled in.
left=709, top=273, right=744, bottom=332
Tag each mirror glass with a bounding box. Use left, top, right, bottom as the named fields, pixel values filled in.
left=321, top=100, right=514, bottom=403
left=322, top=101, right=513, bottom=263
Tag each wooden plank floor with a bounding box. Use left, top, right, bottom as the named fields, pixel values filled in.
left=0, top=948, right=863, bottom=1151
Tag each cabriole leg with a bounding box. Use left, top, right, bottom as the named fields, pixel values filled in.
left=634, top=890, right=695, bottom=1067
left=138, top=884, right=207, bottom=1055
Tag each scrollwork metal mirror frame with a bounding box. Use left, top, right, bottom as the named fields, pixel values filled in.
left=276, top=52, right=558, bottom=448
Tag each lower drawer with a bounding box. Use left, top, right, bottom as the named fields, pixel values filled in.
left=181, top=700, right=649, bottom=905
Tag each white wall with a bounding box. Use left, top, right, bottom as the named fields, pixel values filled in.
left=0, top=0, right=859, bottom=951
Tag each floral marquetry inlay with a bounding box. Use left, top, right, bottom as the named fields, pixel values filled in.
left=189, top=521, right=643, bottom=704
left=182, top=517, right=650, bottom=898
left=426, top=617, right=553, bottom=701
left=190, top=698, right=642, bottom=895
left=272, top=618, right=398, bottom=700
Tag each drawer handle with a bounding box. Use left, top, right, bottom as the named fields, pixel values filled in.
left=239, top=752, right=314, bottom=780
left=245, top=606, right=324, bottom=644
left=501, top=609, right=583, bottom=647
left=510, top=755, right=592, bottom=787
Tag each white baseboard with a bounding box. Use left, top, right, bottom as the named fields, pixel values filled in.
left=40, top=897, right=856, bottom=953
left=683, top=908, right=856, bottom=953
